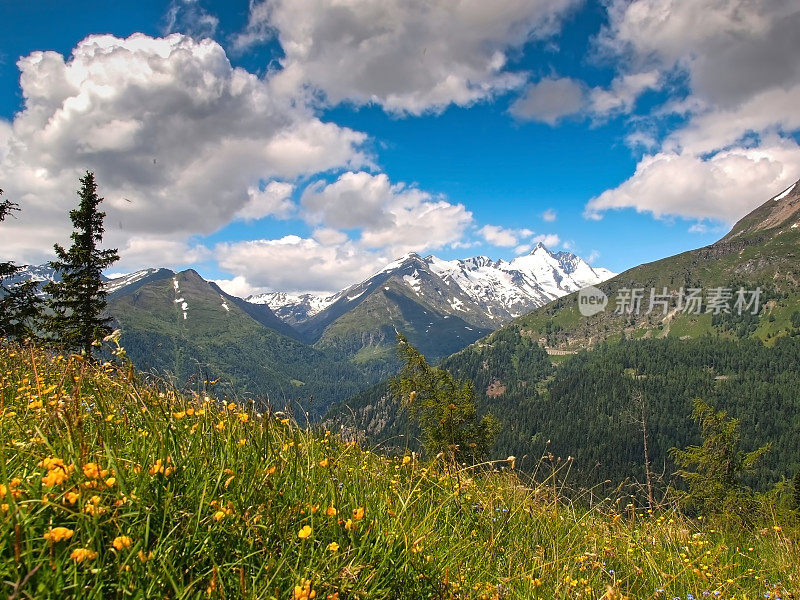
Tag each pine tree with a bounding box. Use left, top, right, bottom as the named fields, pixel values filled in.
left=0, top=189, right=42, bottom=340
left=44, top=172, right=119, bottom=357
left=392, top=334, right=499, bottom=463
left=670, top=398, right=770, bottom=516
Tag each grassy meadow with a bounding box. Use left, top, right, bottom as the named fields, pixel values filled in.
left=0, top=343, right=797, bottom=599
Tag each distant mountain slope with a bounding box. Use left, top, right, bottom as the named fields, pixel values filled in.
left=247, top=291, right=337, bottom=326
left=106, top=269, right=372, bottom=413
left=511, top=179, right=800, bottom=350
left=253, top=244, right=613, bottom=330
left=334, top=333, right=800, bottom=490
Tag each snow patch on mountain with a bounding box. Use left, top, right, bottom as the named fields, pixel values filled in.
left=172, top=277, right=187, bottom=320
left=247, top=291, right=338, bottom=326
left=424, top=243, right=614, bottom=319
left=104, top=269, right=161, bottom=294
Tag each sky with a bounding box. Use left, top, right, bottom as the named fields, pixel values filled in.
left=1, top=0, right=799, bottom=296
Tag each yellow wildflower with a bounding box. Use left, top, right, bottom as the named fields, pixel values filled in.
left=173, top=411, right=185, bottom=419
left=105, top=477, right=116, bottom=487
left=215, top=422, right=225, bottom=431
left=326, top=506, right=337, bottom=517
left=82, top=463, right=102, bottom=479
left=44, top=527, right=74, bottom=543
left=402, top=455, right=411, bottom=465
left=213, top=510, right=226, bottom=521
left=353, top=507, right=365, bottom=521
left=326, top=542, right=339, bottom=552
left=39, top=457, right=65, bottom=471
left=70, top=548, right=98, bottom=562
left=293, top=579, right=316, bottom=600
left=318, top=458, right=329, bottom=468
left=238, top=413, right=249, bottom=422
left=112, top=535, right=133, bottom=551
left=298, top=525, right=312, bottom=539
left=43, top=466, right=72, bottom=487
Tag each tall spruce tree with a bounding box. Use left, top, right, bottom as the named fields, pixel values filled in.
left=670, top=398, right=770, bottom=516
left=392, top=334, right=499, bottom=463
left=44, top=172, right=119, bottom=357
left=0, top=189, right=42, bottom=340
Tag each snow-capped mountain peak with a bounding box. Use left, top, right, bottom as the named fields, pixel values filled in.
left=252, top=245, right=615, bottom=328
left=247, top=291, right=339, bottom=326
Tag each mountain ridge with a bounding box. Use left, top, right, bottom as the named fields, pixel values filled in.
left=249, top=244, right=614, bottom=332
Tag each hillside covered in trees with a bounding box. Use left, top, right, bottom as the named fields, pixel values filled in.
left=331, top=331, right=800, bottom=495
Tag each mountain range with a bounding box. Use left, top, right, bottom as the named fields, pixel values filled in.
left=246, top=244, right=613, bottom=369
left=329, top=178, right=800, bottom=486
left=6, top=179, right=800, bottom=491
left=7, top=243, right=613, bottom=409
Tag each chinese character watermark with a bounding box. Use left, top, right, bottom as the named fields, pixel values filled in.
left=577, top=286, right=762, bottom=317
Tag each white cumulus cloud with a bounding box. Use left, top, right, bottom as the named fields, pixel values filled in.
left=301, top=171, right=473, bottom=257
left=239, top=0, right=581, bottom=114
left=0, top=33, right=368, bottom=266
left=235, top=181, right=295, bottom=221
left=215, top=235, right=387, bottom=293
left=587, top=0, right=800, bottom=223
left=585, top=140, right=800, bottom=223
left=479, top=224, right=533, bottom=248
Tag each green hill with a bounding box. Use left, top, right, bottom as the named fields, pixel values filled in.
left=107, top=269, right=373, bottom=413
left=515, top=179, right=800, bottom=350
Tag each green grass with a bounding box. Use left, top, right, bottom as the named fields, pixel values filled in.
left=0, top=344, right=797, bottom=599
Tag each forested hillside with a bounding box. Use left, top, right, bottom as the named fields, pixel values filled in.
left=331, top=332, right=800, bottom=493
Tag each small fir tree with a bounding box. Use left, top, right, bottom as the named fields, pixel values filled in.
left=44, top=172, right=119, bottom=357
left=670, top=398, right=770, bottom=516
left=0, top=189, right=42, bottom=340
left=392, top=334, right=499, bottom=463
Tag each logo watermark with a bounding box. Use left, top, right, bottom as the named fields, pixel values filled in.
left=578, top=285, right=608, bottom=317
left=576, top=286, right=763, bottom=316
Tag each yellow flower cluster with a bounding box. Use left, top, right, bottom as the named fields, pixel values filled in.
left=70, top=548, right=98, bottom=562
left=293, top=579, right=316, bottom=600
left=39, top=457, right=74, bottom=487
left=44, top=527, right=74, bottom=543
left=148, top=457, right=174, bottom=477
left=0, top=477, right=23, bottom=500
left=112, top=535, right=133, bottom=551
left=82, top=462, right=108, bottom=480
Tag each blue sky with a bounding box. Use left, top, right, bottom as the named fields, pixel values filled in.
left=1, top=0, right=798, bottom=295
